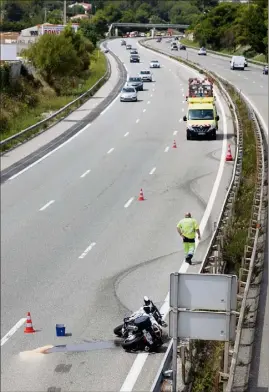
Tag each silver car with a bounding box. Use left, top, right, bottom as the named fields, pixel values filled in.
left=150, top=60, right=160, bottom=68
left=120, top=86, right=137, bottom=102
left=139, top=70, right=153, bottom=82
left=126, top=76, right=144, bottom=91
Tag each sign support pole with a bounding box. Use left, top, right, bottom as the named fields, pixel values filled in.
left=172, top=273, right=179, bottom=392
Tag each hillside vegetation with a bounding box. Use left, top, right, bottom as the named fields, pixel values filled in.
left=188, top=0, right=268, bottom=60
left=0, top=24, right=106, bottom=139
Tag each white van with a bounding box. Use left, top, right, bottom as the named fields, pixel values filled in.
left=230, top=56, right=245, bottom=70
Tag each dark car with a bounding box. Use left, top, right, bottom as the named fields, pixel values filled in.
left=179, top=44, right=186, bottom=50
left=130, top=54, right=140, bottom=63
left=263, top=65, right=268, bottom=75
left=156, top=38, right=162, bottom=43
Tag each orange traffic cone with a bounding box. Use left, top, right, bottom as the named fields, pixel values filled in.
left=225, top=144, right=233, bottom=161
left=138, top=188, right=145, bottom=201
left=24, top=312, right=35, bottom=334
left=172, top=140, right=177, bottom=148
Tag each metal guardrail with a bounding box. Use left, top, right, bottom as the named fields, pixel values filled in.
left=0, top=50, right=111, bottom=152
left=139, top=38, right=267, bottom=392
left=179, top=42, right=267, bottom=67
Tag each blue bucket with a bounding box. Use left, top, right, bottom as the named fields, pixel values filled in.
left=56, top=324, right=66, bottom=337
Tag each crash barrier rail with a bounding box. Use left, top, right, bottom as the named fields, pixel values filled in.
left=178, top=41, right=267, bottom=67
left=0, top=48, right=111, bottom=154
left=139, top=38, right=267, bottom=392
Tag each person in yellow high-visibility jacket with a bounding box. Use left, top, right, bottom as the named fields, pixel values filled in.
left=177, top=212, right=201, bottom=265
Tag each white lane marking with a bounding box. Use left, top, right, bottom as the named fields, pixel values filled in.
left=107, top=148, right=114, bottom=154
left=149, top=167, right=156, bottom=175
left=260, top=85, right=263, bottom=88
left=39, top=200, right=55, bottom=211
left=143, top=109, right=146, bottom=113
left=120, top=353, right=148, bottom=392
left=124, top=197, right=134, bottom=208
left=9, top=123, right=90, bottom=180
left=136, top=119, right=140, bottom=123
left=78, top=242, right=96, bottom=259
left=150, top=94, right=153, bottom=97
left=164, top=146, right=169, bottom=152
left=124, top=132, right=129, bottom=137
left=182, top=108, right=184, bottom=112
left=147, top=101, right=151, bottom=104
left=173, top=131, right=178, bottom=136
left=238, top=90, right=268, bottom=137
left=121, top=41, right=230, bottom=392
left=179, top=118, right=183, bottom=122
left=182, top=94, right=185, bottom=97
left=182, top=100, right=185, bottom=103
left=152, top=88, right=155, bottom=92
left=1, top=318, right=27, bottom=346
left=181, top=88, right=184, bottom=92
left=80, top=169, right=91, bottom=178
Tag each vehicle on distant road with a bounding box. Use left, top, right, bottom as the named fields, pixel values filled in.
left=198, top=47, right=207, bottom=55
left=120, top=86, right=137, bottom=102
left=156, top=37, right=162, bottom=43
left=150, top=60, right=160, bottom=68
left=130, top=49, right=138, bottom=55
left=179, top=44, right=186, bottom=50
left=139, top=70, right=153, bottom=82
left=263, top=65, right=268, bottom=74
left=230, top=55, right=245, bottom=70
left=171, top=42, right=178, bottom=51
left=126, top=76, right=144, bottom=91
left=130, top=54, right=140, bottom=63
left=121, top=40, right=126, bottom=46
left=126, top=44, right=132, bottom=50
left=243, top=57, right=248, bottom=67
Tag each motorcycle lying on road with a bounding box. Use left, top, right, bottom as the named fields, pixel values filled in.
left=113, top=296, right=167, bottom=352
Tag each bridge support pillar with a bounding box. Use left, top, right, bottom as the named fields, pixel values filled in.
left=151, top=28, right=155, bottom=38
left=115, top=27, right=118, bottom=37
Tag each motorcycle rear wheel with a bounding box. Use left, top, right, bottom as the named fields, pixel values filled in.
left=122, top=335, right=144, bottom=351
left=113, top=324, right=124, bottom=337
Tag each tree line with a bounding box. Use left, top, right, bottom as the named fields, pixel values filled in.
left=191, top=0, right=268, bottom=58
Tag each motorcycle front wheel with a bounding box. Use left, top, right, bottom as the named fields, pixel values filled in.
left=121, top=335, right=144, bottom=351
left=113, top=324, right=124, bottom=337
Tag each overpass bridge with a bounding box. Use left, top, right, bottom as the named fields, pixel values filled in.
left=108, top=22, right=190, bottom=36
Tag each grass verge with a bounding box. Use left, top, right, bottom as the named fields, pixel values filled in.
left=180, top=38, right=267, bottom=63
left=1, top=49, right=107, bottom=148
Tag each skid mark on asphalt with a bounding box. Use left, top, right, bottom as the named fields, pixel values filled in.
left=114, top=251, right=180, bottom=311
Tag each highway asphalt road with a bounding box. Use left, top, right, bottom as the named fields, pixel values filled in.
left=1, top=38, right=234, bottom=392
left=147, top=38, right=269, bottom=390
left=148, top=39, right=268, bottom=134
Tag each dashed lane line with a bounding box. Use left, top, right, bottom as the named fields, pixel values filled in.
left=149, top=167, right=156, bottom=175
left=80, top=169, right=91, bottom=178
left=173, top=131, right=178, bottom=136
left=107, top=148, right=114, bottom=154
left=164, top=146, right=169, bottom=152
left=78, top=242, right=96, bottom=259
left=124, top=197, right=134, bottom=208
left=1, top=318, right=27, bottom=346
left=39, top=200, right=55, bottom=211
left=124, top=132, right=129, bottom=137
left=136, top=119, right=140, bottom=124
